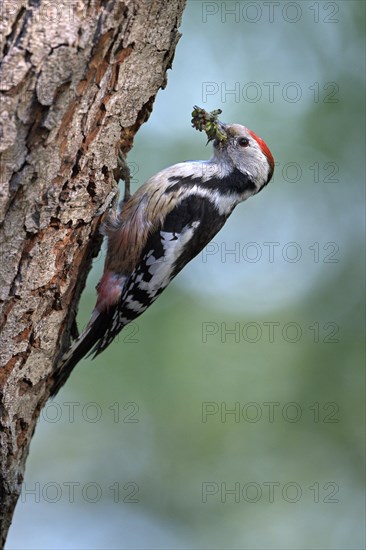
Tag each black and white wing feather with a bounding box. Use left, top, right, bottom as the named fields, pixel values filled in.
left=94, top=194, right=228, bottom=354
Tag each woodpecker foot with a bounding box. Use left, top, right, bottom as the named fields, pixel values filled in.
left=114, top=145, right=131, bottom=205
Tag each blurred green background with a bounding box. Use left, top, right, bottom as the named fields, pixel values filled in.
left=8, top=1, right=365, bottom=548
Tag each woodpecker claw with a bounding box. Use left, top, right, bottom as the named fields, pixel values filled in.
left=115, top=145, right=131, bottom=204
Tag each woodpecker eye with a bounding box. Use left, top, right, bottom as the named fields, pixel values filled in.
left=238, top=137, right=250, bottom=147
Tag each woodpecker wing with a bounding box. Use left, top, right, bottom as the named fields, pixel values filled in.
left=93, top=193, right=228, bottom=354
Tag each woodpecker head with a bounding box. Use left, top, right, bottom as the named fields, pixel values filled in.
left=212, top=123, right=274, bottom=191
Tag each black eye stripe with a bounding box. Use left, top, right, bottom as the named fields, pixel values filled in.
left=238, top=137, right=250, bottom=147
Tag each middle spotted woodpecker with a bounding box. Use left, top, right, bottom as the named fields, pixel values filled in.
left=54, top=110, right=274, bottom=394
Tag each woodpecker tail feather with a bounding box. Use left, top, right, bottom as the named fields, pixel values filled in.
left=51, top=312, right=106, bottom=397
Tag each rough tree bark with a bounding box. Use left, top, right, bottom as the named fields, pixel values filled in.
left=0, top=0, right=186, bottom=544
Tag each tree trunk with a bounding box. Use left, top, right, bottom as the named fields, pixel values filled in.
left=0, top=0, right=186, bottom=544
